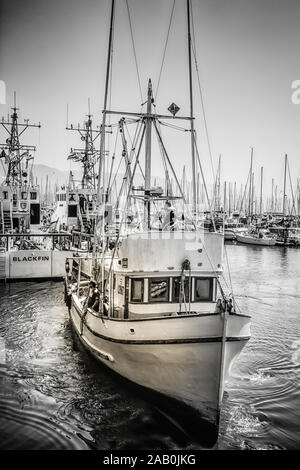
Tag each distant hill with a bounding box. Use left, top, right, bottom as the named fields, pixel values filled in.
left=0, top=162, right=80, bottom=188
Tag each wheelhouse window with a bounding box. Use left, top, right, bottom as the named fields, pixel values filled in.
left=149, top=278, right=169, bottom=302
left=21, top=192, right=27, bottom=199
left=3, top=191, right=8, bottom=199
left=172, top=277, right=191, bottom=302
left=131, top=279, right=144, bottom=302
left=30, top=192, right=37, bottom=200
left=194, top=278, right=213, bottom=301
left=68, top=205, right=77, bottom=217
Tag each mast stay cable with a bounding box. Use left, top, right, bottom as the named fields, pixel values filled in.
left=190, top=0, right=215, bottom=184
left=155, top=0, right=176, bottom=101
left=125, top=0, right=144, bottom=104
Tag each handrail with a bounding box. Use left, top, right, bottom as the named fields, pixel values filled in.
left=0, top=201, right=3, bottom=234
left=0, top=232, right=72, bottom=238
left=9, top=201, right=13, bottom=230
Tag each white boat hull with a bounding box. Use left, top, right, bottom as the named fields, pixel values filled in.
left=236, top=233, right=276, bottom=246
left=68, top=293, right=250, bottom=438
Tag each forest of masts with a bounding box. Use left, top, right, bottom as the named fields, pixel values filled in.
left=38, top=151, right=300, bottom=218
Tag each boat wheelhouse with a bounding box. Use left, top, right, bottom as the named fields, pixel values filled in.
left=0, top=183, right=41, bottom=233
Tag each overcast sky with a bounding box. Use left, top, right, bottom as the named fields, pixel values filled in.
left=1, top=0, right=300, bottom=199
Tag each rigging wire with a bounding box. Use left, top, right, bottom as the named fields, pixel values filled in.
left=106, top=126, right=147, bottom=280
left=114, top=120, right=144, bottom=211
left=156, top=120, right=173, bottom=195
left=155, top=0, right=176, bottom=101
left=125, top=0, right=144, bottom=103
left=287, top=158, right=296, bottom=215
left=224, top=245, right=241, bottom=312
left=158, top=119, right=189, bottom=132
left=124, top=121, right=145, bottom=180
left=190, top=0, right=215, bottom=183
left=193, top=131, right=216, bottom=231
left=107, top=119, right=143, bottom=200
left=239, top=168, right=251, bottom=214
left=107, top=128, right=119, bottom=194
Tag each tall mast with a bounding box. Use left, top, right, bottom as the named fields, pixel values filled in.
left=98, top=0, right=115, bottom=204
left=259, top=166, right=263, bottom=215
left=144, top=79, right=153, bottom=229
left=214, top=155, right=221, bottom=211
left=187, top=0, right=196, bottom=214
left=283, top=153, right=287, bottom=216
left=233, top=181, right=236, bottom=212
left=248, top=147, right=253, bottom=217
left=67, top=107, right=100, bottom=190
left=0, top=93, right=41, bottom=186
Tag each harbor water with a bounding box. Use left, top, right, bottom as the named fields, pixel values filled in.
left=0, top=244, right=300, bottom=450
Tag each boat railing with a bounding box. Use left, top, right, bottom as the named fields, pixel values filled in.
left=71, top=230, right=94, bottom=251
left=0, top=201, right=3, bottom=234
left=0, top=232, right=73, bottom=251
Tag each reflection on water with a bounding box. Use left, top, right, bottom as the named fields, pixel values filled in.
left=0, top=244, right=300, bottom=449
left=219, top=244, right=300, bottom=450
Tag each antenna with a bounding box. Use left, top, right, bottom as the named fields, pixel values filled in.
left=66, top=106, right=101, bottom=189
left=0, top=94, right=41, bottom=186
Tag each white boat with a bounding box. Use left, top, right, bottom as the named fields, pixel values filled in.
left=66, top=229, right=250, bottom=443
left=65, top=0, right=251, bottom=445
left=0, top=99, right=95, bottom=281
left=51, top=111, right=100, bottom=233
left=224, top=222, right=248, bottom=240
left=236, top=232, right=276, bottom=246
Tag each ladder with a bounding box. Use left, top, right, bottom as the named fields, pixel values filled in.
left=3, top=211, right=12, bottom=232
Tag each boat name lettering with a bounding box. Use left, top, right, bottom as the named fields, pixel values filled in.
left=12, top=256, right=50, bottom=262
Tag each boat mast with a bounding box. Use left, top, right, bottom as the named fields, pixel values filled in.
left=259, top=166, right=263, bottom=215
left=248, top=147, right=253, bottom=218
left=0, top=92, right=41, bottom=186
left=144, top=79, right=153, bottom=230
left=271, top=178, right=274, bottom=214
left=67, top=104, right=101, bottom=190
left=97, top=0, right=115, bottom=204
left=187, top=0, right=196, bottom=215
left=283, top=153, right=287, bottom=216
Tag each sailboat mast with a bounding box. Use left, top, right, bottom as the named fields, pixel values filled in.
left=144, top=79, right=152, bottom=229
left=97, top=0, right=115, bottom=204
left=187, top=0, right=196, bottom=215
left=259, top=166, right=263, bottom=215
left=248, top=147, right=253, bottom=217
left=283, top=153, right=287, bottom=216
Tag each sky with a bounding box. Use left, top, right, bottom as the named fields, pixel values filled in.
left=1, top=0, right=300, bottom=202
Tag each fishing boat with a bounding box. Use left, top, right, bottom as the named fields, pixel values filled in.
left=51, top=108, right=101, bottom=232
left=65, top=0, right=251, bottom=445
left=0, top=94, right=42, bottom=234
left=0, top=96, right=93, bottom=281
